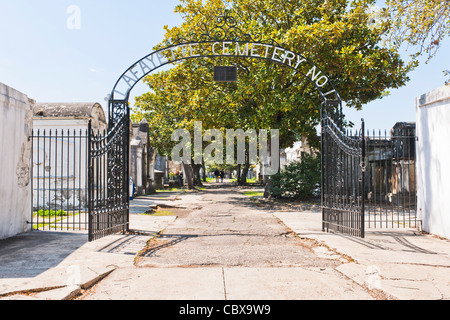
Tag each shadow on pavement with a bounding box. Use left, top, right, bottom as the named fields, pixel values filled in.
left=0, top=231, right=88, bottom=278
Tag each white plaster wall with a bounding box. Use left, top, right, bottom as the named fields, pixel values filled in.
left=416, top=85, right=450, bottom=239
left=0, top=83, right=33, bottom=239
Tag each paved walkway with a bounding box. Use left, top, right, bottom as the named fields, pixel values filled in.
left=1, top=184, right=449, bottom=300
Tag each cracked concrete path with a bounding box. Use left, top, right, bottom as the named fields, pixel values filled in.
left=3, top=184, right=449, bottom=300
left=82, top=185, right=374, bottom=300
left=135, top=187, right=341, bottom=268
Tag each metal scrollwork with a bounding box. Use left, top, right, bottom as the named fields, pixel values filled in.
left=322, top=113, right=365, bottom=238
left=87, top=100, right=130, bottom=241
left=172, top=10, right=277, bottom=46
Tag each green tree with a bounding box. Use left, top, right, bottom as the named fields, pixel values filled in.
left=383, top=0, right=450, bottom=84
left=384, top=0, right=450, bottom=61
left=267, top=153, right=322, bottom=200
left=132, top=0, right=413, bottom=188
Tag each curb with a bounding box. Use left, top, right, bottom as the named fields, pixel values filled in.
left=0, top=267, right=116, bottom=300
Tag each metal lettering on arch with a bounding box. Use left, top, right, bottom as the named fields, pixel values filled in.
left=110, top=40, right=339, bottom=102
left=87, top=11, right=365, bottom=241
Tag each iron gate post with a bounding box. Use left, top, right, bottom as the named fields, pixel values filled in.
left=87, top=120, right=93, bottom=242
left=124, top=104, right=131, bottom=233
left=361, top=118, right=366, bottom=238
left=320, top=102, right=326, bottom=233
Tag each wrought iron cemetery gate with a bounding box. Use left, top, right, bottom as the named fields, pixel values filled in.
left=29, top=11, right=418, bottom=241
left=320, top=113, right=419, bottom=238
left=321, top=102, right=366, bottom=238
left=87, top=103, right=130, bottom=241
left=85, top=11, right=350, bottom=241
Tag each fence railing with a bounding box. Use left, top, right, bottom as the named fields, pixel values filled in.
left=29, top=123, right=419, bottom=235
left=364, top=124, right=419, bottom=229
left=30, top=128, right=89, bottom=231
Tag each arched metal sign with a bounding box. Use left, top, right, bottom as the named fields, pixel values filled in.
left=110, top=39, right=341, bottom=103
left=87, top=11, right=365, bottom=241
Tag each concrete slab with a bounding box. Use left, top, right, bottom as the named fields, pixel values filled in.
left=34, top=285, right=82, bottom=300
left=82, top=268, right=226, bottom=300
left=275, top=211, right=450, bottom=300
left=0, top=213, right=176, bottom=297
left=224, top=267, right=374, bottom=300
left=129, top=214, right=177, bottom=235
left=2, top=187, right=450, bottom=301
left=337, top=262, right=450, bottom=300
left=0, top=231, right=88, bottom=279
left=380, top=279, right=444, bottom=300
left=0, top=294, right=39, bottom=300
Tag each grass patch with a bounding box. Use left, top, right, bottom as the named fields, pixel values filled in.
left=31, top=212, right=83, bottom=230
left=231, top=178, right=260, bottom=184
left=156, top=188, right=186, bottom=193
left=154, top=209, right=176, bottom=216
left=243, top=191, right=264, bottom=197
left=143, top=208, right=177, bottom=216
left=35, top=209, right=69, bottom=217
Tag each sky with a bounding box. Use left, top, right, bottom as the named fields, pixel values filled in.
left=1, top=0, right=449, bottom=133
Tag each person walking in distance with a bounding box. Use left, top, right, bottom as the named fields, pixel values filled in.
left=214, top=169, right=220, bottom=183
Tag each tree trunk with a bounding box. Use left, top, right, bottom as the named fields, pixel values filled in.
left=238, top=148, right=250, bottom=185
left=182, top=162, right=194, bottom=190
left=202, top=159, right=207, bottom=182
left=191, top=163, right=203, bottom=187
left=239, top=162, right=250, bottom=185
left=263, top=135, right=272, bottom=185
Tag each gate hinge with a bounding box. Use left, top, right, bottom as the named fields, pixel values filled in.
left=360, top=161, right=366, bottom=173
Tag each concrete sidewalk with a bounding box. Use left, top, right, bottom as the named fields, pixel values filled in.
left=0, top=192, right=449, bottom=300
left=0, top=214, right=177, bottom=300
left=0, top=193, right=178, bottom=300
left=274, top=211, right=450, bottom=300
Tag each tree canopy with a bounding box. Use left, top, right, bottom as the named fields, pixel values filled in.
left=131, top=0, right=413, bottom=179
left=384, top=0, right=450, bottom=61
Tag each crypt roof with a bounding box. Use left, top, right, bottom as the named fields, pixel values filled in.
left=33, top=102, right=106, bottom=124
